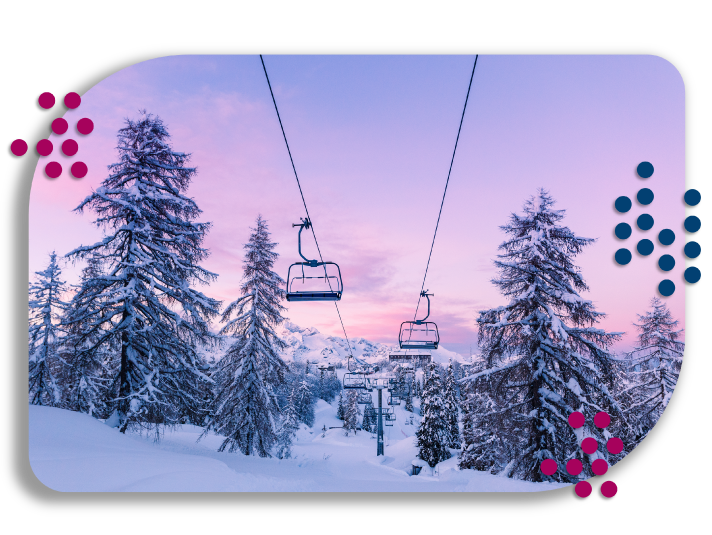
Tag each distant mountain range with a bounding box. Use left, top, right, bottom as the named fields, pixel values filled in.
left=276, top=321, right=468, bottom=366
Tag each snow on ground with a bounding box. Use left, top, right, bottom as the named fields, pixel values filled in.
left=29, top=403, right=567, bottom=493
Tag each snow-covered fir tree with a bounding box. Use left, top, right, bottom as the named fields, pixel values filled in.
left=465, top=189, right=621, bottom=482
left=458, top=383, right=504, bottom=473
left=443, top=360, right=460, bottom=449
left=361, top=402, right=375, bottom=432
left=28, top=252, right=67, bottom=406
left=336, top=391, right=345, bottom=421
left=205, top=215, right=288, bottom=456
left=275, top=386, right=300, bottom=459
left=293, top=378, right=315, bottom=427
left=343, top=390, right=360, bottom=436
left=416, top=363, right=451, bottom=467
left=65, top=113, right=220, bottom=433
left=622, top=297, right=684, bottom=442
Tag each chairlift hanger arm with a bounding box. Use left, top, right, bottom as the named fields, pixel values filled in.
left=292, top=218, right=318, bottom=266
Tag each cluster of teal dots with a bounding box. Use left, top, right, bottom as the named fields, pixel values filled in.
left=613, top=162, right=702, bottom=297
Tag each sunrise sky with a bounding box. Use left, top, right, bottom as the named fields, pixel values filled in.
left=28, top=55, right=686, bottom=355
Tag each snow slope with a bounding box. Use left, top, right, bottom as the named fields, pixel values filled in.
left=29, top=404, right=567, bottom=493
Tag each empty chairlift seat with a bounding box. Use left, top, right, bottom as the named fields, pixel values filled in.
left=398, top=290, right=440, bottom=350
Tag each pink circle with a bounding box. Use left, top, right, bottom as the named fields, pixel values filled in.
left=64, top=92, right=81, bottom=109
left=62, top=139, right=78, bottom=156
left=581, top=437, right=598, bottom=454
left=594, top=412, right=611, bottom=428
left=71, top=161, right=88, bottom=179
left=45, top=162, right=62, bottom=179
left=11, top=139, right=28, bottom=156
left=601, top=480, right=618, bottom=498
left=52, top=118, right=68, bottom=135
left=568, top=412, right=585, bottom=428
left=566, top=459, right=583, bottom=476
left=575, top=481, right=592, bottom=498
left=591, top=459, right=608, bottom=476
left=38, top=92, right=55, bottom=109
left=77, top=118, right=94, bottom=135
left=36, top=139, right=53, bottom=156
left=606, top=437, right=624, bottom=455
left=540, top=459, right=557, bottom=475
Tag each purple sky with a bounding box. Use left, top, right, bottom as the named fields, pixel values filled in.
left=29, top=55, right=686, bottom=355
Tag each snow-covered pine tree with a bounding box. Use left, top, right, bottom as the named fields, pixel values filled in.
left=405, top=389, right=414, bottom=413
left=65, top=113, right=220, bottom=433
left=458, top=383, right=502, bottom=473
left=336, top=391, right=345, bottom=420
left=443, top=360, right=460, bottom=449
left=622, top=297, right=684, bottom=442
left=205, top=215, right=288, bottom=456
left=416, top=363, right=451, bottom=467
left=60, top=255, right=116, bottom=416
left=361, top=403, right=374, bottom=432
left=343, top=390, right=360, bottom=436
left=467, top=189, right=621, bottom=482
left=28, top=252, right=67, bottom=406
left=275, top=386, right=300, bottom=459
left=293, top=379, right=315, bottom=427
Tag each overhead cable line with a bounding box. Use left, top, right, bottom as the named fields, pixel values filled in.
left=412, top=55, right=479, bottom=322
left=259, top=55, right=356, bottom=358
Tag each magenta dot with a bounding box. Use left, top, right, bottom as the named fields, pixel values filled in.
left=64, top=92, right=81, bottom=109
left=601, top=480, right=618, bottom=498
left=62, top=139, right=78, bottom=156
left=36, top=139, right=53, bottom=156
left=71, top=161, right=88, bottom=179
left=45, top=162, right=62, bottom=179
left=568, top=412, right=585, bottom=428
left=52, top=118, right=68, bottom=135
left=566, top=459, right=583, bottom=476
left=606, top=437, right=624, bottom=455
left=77, top=118, right=94, bottom=135
left=11, top=139, right=28, bottom=156
left=38, top=92, right=55, bottom=109
left=594, top=412, right=611, bottom=428
left=575, top=481, right=592, bottom=498
left=591, top=458, right=609, bottom=476
left=540, top=459, right=558, bottom=475
left=581, top=437, right=598, bottom=454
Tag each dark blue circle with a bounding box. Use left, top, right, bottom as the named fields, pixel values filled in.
left=684, top=241, right=701, bottom=259
left=637, top=239, right=654, bottom=256
left=637, top=162, right=654, bottom=178
left=684, top=267, right=701, bottom=284
left=684, top=189, right=701, bottom=206
left=637, top=188, right=654, bottom=205
left=615, top=223, right=632, bottom=240
left=658, top=279, right=675, bottom=297
left=685, top=216, right=701, bottom=233
left=615, top=248, right=632, bottom=265
left=658, top=229, right=675, bottom=246
left=637, top=214, right=654, bottom=231
left=658, top=255, right=675, bottom=271
left=615, top=196, right=632, bottom=213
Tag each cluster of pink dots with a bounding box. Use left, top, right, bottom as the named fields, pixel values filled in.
left=10, top=92, right=93, bottom=180
left=539, top=411, right=623, bottom=499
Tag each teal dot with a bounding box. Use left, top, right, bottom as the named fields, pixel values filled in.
left=615, top=248, right=632, bottom=265
left=684, top=189, right=701, bottom=206
left=637, top=214, right=654, bottom=231
left=658, top=229, right=675, bottom=246
left=684, top=241, right=701, bottom=259
left=658, top=255, right=675, bottom=271
left=685, top=216, right=701, bottom=233
left=615, top=223, right=632, bottom=240
left=637, top=188, right=654, bottom=205
left=615, top=196, right=632, bottom=213
left=637, top=239, right=654, bottom=256
left=658, top=279, right=675, bottom=296
left=637, top=162, right=654, bottom=178
left=684, top=267, right=701, bottom=284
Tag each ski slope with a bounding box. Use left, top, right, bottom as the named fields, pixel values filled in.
left=29, top=402, right=567, bottom=493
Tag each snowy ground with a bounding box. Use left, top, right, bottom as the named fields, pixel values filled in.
left=29, top=398, right=567, bottom=493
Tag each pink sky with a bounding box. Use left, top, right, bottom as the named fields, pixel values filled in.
left=28, top=55, right=686, bottom=355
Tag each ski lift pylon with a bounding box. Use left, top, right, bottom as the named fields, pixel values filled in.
left=286, top=218, right=343, bottom=302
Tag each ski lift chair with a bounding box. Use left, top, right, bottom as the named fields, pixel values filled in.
left=285, top=218, right=343, bottom=302
left=398, top=291, right=440, bottom=350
